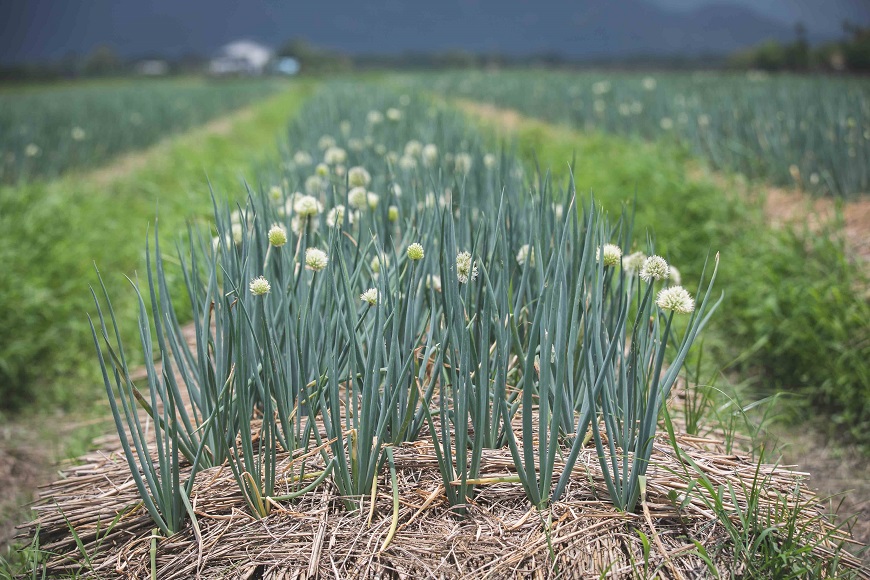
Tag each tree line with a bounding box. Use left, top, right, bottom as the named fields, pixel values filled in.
left=729, top=22, right=870, bottom=73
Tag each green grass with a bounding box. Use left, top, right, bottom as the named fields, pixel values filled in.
left=458, top=104, right=870, bottom=450
left=0, top=80, right=317, bottom=412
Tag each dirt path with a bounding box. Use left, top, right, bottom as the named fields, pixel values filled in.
left=763, top=186, right=870, bottom=264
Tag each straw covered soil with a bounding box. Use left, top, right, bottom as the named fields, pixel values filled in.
left=18, top=409, right=867, bottom=579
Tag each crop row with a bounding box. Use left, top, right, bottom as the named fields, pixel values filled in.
left=403, top=71, right=870, bottom=198
left=92, top=83, right=718, bottom=539
left=0, top=78, right=283, bottom=183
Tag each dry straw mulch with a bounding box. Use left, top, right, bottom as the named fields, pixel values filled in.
left=19, top=415, right=867, bottom=579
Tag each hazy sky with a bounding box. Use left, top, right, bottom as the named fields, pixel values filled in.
left=1, top=0, right=867, bottom=65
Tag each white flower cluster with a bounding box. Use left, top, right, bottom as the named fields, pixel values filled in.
left=304, top=248, right=329, bottom=272
left=327, top=205, right=347, bottom=227
left=640, top=255, right=669, bottom=282
left=623, top=252, right=646, bottom=274
left=456, top=251, right=478, bottom=284
left=516, top=244, right=535, bottom=267
left=407, top=243, right=424, bottom=261
left=294, top=195, right=323, bottom=217
left=360, top=287, right=379, bottom=305
left=454, top=153, right=473, bottom=174
left=596, top=244, right=622, bottom=267
left=249, top=276, right=271, bottom=296
left=348, top=166, right=371, bottom=188
left=656, top=286, right=694, bottom=314
left=268, top=225, right=287, bottom=247
left=324, top=146, right=347, bottom=165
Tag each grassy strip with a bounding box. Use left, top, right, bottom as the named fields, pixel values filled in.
left=0, top=80, right=317, bottom=412
left=457, top=101, right=870, bottom=449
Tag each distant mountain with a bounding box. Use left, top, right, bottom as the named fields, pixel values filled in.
left=0, top=0, right=850, bottom=65
left=650, top=0, right=870, bottom=39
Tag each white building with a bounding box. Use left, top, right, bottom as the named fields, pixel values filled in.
left=209, top=41, right=273, bottom=76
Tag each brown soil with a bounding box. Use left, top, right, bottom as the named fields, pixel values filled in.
left=0, top=446, right=48, bottom=548
left=770, top=426, right=870, bottom=567
left=686, top=162, right=870, bottom=270
left=0, top=413, right=107, bottom=550
left=764, top=188, right=870, bottom=264
left=456, top=99, right=527, bottom=133
left=21, top=411, right=866, bottom=578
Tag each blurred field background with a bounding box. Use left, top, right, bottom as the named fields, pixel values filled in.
left=1, top=0, right=868, bottom=573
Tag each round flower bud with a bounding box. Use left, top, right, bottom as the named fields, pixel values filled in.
left=231, top=223, right=244, bottom=244
left=407, top=243, right=424, bottom=261
left=404, top=140, right=423, bottom=157
left=294, top=195, right=322, bottom=217
left=516, top=244, right=535, bottom=267
left=268, top=225, right=287, bottom=247
left=348, top=186, right=368, bottom=210
left=360, top=287, right=379, bottom=305
left=327, top=205, right=346, bottom=228
left=640, top=255, right=669, bottom=282
left=324, top=146, right=347, bottom=165
left=422, top=144, right=438, bottom=167
left=454, top=153, right=473, bottom=174
left=388, top=205, right=399, bottom=222
left=367, top=192, right=380, bottom=209
left=249, top=276, right=271, bottom=296
left=294, top=151, right=313, bottom=166
left=315, top=163, right=330, bottom=177
left=656, top=285, right=695, bottom=314
left=304, top=247, right=329, bottom=272
left=624, top=251, right=647, bottom=275
left=347, top=166, right=371, bottom=188
left=370, top=255, right=389, bottom=275
left=399, top=155, right=417, bottom=171
left=367, top=110, right=383, bottom=125
left=318, top=135, right=336, bottom=150
left=305, top=176, right=324, bottom=196
left=456, top=251, right=478, bottom=284
left=596, top=244, right=622, bottom=267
